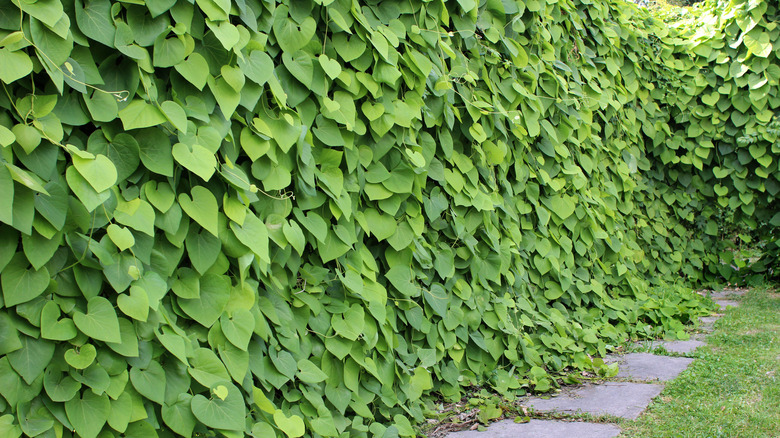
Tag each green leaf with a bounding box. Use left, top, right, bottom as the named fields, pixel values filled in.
left=0, top=48, right=33, bottom=83
left=744, top=30, right=772, bottom=58
left=66, top=166, right=110, bottom=211
left=363, top=209, right=397, bottom=241
left=230, top=213, right=270, bottom=264
left=195, top=0, right=229, bottom=21
left=220, top=309, right=254, bottom=351
left=117, top=286, right=149, bottom=321
left=318, top=54, right=342, bottom=80
left=130, top=361, right=166, bottom=405
left=208, top=76, right=241, bottom=120
left=282, top=220, right=306, bottom=255
left=273, top=5, right=316, bottom=53
left=12, top=124, right=41, bottom=154
left=71, top=153, right=117, bottom=193
left=185, top=228, right=222, bottom=274
left=107, top=224, right=135, bottom=251
left=1, top=253, right=50, bottom=307
left=386, top=265, right=419, bottom=298
left=405, top=366, right=433, bottom=400
left=64, top=391, right=110, bottom=438
left=297, top=359, right=328, bottom=384
left=40, top=301, right=78, bottom=341
left=172, top=142, right=216, bottom=181
left=331, top=304, right=364, bottom=341
left=0, top=313, right=22, bottom=356
left=22, top=228, right=61, bottom=270
left=162, top=394, right=197, bottom=437
left=153, top=33, right=187, bottom=67
left=179, top=186, right=220, bottom=237
left=7, top=335, right=55, bottom=384
left=119, top=100, right=167, bottom=130
left=136, top=128, right=174, bottom=176
left=161, top=101, right=188, bottom=133
left=178, top=274, right=231, bottom=327
left=188, top=348, right=230, bottom=388
left=282, top=50, right=314, bottom=87
left=174, top=53, right=210, bottom=90
left=73, top=296, right=121, bottom=343
left=44, top=367, right=81, bottom=402
left=238, top=50, right=274, bottom=86
left=106, top=318, right=139, bottom=358
left=106, top=392, right=132, bottom=433
left=114, top=198, right=156, bottom=237
left=144, top=181, right=176, bottom=213
left=75, top=0, right=116, bottom=47
left=273, top=409, right=305, bottom=438
left=13, top=0, right=64, bottom=28
left=64, top=344, right=97, bottom=370
left=544, top=195, right=576, bottom=220
left=88, top=132, right=140, bottom=181
left=191, top=382, right=246, bottom=431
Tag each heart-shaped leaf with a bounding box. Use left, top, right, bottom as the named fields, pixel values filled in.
left=179, top=186, right=219, bottom=237
left=8, top=335, right=55, bottom=384
left=361, top=102, right=385, bottom=121
left=185, top=228, right=222, bottom=274
left=64, top=344, right=97, bottom=370
left=174, top=53, right=210, bottom=90
left=106, top=224, right=135, bottom=251
left=73, top=296, right=121, bottom=343
left=161, top=100, right=188, bottom=134
left=219, top=309, right=254, bottom=351
left=191, top=382, right=246, bottom=431
left=144, top=180, right=176, bottom=213
left=273, top=409, right=305, bottom=438
left=40, top=301, right=78, bottom=341
left=172, top=143, right=217, bottom=182
left=238, top=50, right=274, bottom=86
left=318, top=54, right=342, bottom=80
left=64, top=391, right=110, bottom=438
left=162, top=394, right=197, bottom=437
left=130, top=361, right=166, bottom=405
left=66, top=167, right=111, bottom=212
left=44, top=368, right=82, bottom=402
left=117, top=286, right=149, bottom=321
left=178, top=274, right=230, bottom=328
left=2, top=253, right=50, bottom=307
left=71, top=153, right=117, bottom=193
left=273, top=6, right=316, bottom=54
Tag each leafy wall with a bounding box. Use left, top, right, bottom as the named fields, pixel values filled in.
left=642, top=0, right=779, bottom=283
left=0, top=0, right=772, bottom=436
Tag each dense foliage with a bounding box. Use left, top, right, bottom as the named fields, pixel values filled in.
left=0, top=0, right=773, bottom=436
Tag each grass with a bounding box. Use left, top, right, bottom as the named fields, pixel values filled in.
left=619, top=286, right=780, bottom=437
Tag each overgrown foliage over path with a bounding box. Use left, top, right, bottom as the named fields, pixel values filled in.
left=0, top=0, right=776, bottom=436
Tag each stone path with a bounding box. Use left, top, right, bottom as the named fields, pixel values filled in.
left=446, top=289, right=744, bottom=437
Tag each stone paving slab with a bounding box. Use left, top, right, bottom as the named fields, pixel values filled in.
left=708, top=289, right=746, bottom=300
left=698, top=315, right=721, bottom=332
left=715, top=299, right=739, bottom=309
left=524, top=382, right=663, bottom=419
left=654, top=338, right=706, bottom=354
left=448, top=419, right=620, bottom=438
left=612, top=353, right=693, bottom=381
left=632, top=333, right=706, bottom=354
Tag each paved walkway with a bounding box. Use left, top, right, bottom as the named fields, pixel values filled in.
left=447, top=290, right=743, bottom=437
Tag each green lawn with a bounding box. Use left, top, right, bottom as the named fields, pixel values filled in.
left=620, top=287, right=780, bottom=437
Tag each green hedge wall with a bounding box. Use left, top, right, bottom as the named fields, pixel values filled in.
left=0, top=0, right=772, bottom=436
left=644, top=0, right=779, bottom=284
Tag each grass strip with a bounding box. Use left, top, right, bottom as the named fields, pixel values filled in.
left=619, top=287, right=780, bottom=437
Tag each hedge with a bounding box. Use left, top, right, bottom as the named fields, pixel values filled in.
left=0, top=0, right=775, bottom=436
